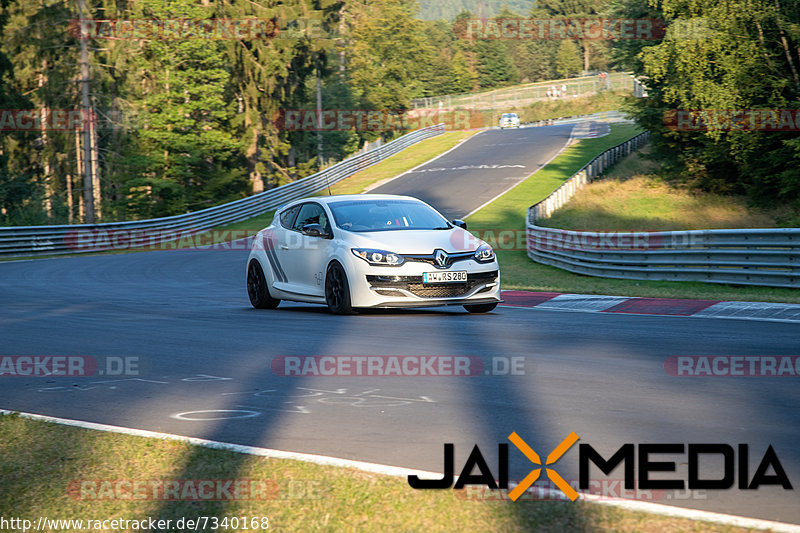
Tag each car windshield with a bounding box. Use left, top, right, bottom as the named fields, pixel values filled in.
left=328, top=199, right=450, bottom=232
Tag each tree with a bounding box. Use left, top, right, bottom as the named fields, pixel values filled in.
left=1, top=0, right=576, bottom=225
left=215, top=0, right=339, bottom=191
left=623, top=0, right=800, bottom=207
left=110, top=0, right=244, bottom=217
left=1, top=0, right=82, bottom=223
left=344, top=0, right=431, bottom=110
left=535, top=0, right=610, bottom=72
left=555, top=40, right=582, bottom=78
left=474, top=40, right=518, bottom=88
left=0, top=0, right=38, bottom=225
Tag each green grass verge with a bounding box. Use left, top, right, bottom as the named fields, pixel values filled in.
left=466, top=124, right=800, bottom=304
left=512, top=91, right=627, bottom=123
left=540, top=147, right=786, bottom=231
left=0, top=414, right=753, bottom=533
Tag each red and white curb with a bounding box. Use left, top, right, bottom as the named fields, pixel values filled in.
left=500, top=290, right=800, bottom=323
left=2, top=409, right=799, bottom=532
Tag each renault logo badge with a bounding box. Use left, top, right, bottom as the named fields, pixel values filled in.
left=434, top=249, right=448, bottom=268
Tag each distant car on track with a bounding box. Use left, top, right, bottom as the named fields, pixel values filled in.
left=499, top=112, right=520, bottom=129
left=246, top=194, right=501, bottom=314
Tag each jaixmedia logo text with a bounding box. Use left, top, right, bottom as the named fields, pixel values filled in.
left=408, top=433, right=793, bottom=501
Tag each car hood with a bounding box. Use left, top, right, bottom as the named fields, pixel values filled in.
left=340, top=227, right=484, bottom=254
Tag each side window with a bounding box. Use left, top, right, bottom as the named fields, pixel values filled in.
left=279, top=204, right=301, bottom=229
left=318, top=210, right=332, bottom=234
left=292, top=203, right=329, bottom=233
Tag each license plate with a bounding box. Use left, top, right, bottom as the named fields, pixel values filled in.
left=423, top=271, right=467, bottom=283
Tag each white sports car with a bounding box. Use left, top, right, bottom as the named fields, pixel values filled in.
left=246, top=194, right=501, bottom=314
left=499, top=112, right=520, bottom=129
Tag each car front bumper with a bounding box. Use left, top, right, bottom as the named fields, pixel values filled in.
left=347, top=259, right=501, bottom=308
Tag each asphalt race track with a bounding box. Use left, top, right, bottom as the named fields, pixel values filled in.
left=371, top=124, right=574, bottom=218
left=1, top=124, right=798, bottom=525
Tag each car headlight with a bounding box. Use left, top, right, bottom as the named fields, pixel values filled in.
left=473, top=244, right=495, bottom=263
left=352, top=248, right=405, bottom=266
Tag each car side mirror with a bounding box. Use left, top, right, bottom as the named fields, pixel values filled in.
left=301, top=224, right=332, bottom=239
left=452, top=219, right=467, bottom=230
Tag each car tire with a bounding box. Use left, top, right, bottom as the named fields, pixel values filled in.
left=463, top=302, right=498, bottom=313
left=325, top=261, right=356, bottom=315
left=247, top=260, right=280, bottom=309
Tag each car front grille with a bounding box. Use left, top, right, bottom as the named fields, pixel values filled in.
left=367, top=271, right=498, bottom=299
left=407, top=283, right=472, bottom=298
left=401, top=251, right=474, bottom=268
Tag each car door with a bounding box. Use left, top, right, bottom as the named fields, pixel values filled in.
left=267, top=203, right=302, bottom=291
left=280, top=202, right=333, bottom=297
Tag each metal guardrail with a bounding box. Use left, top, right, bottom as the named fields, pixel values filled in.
left=522, top=110, right=630, bottom=130
left=0, top=123, right=445, bottom=258
left=411, top=72, right=633, bottom=110
left=526, top=131, right=800, bottom=288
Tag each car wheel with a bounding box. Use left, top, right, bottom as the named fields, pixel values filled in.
left=463, top=302, right=498, bottom=313
left=325, top=261, right=356, bottom=315
left=247, top=260, right=280, bottom=309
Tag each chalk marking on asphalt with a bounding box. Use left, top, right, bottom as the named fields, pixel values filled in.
left=234, top=404, right=311, bottom=415
left=221, top=389, right=275, bottom=396
left=171, top=409, right=261, bottom=421
left=368, top=394, right=435, bottom=403
left=2, top=409, right=799, bottom=532
left=408, top=164, right=526, bottom=173
left=36, top=378, right=169, bottom=393
left=181, top=374, right=233, bottom=382
left=220, top=387, right=435, bottom=411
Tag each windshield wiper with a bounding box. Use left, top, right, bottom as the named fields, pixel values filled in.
left=432, top=226, right=452, bottom=230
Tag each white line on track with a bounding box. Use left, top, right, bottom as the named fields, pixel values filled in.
left=363, top=131, right=485, bottom=193
left=2, top=409, right=799, bottom=532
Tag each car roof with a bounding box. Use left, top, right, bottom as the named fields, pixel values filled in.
left=280, top=194, right=422, bottom=210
